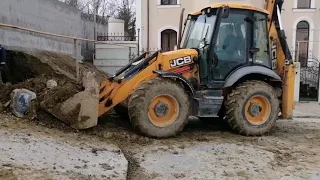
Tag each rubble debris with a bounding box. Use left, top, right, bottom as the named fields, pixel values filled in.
left=46, top=79, right=58, bottom=89
left=4, top=101, right=11, bottom=108
left=10, top=89, right=36, bottom=118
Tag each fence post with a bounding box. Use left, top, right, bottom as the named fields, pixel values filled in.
left=129, top=47, right=132, bottom=62
left=137, top=28, right=140, bottom=56
left=296, top=41, right=300, bottom=63
left=74, top=39, right=80, bottom=83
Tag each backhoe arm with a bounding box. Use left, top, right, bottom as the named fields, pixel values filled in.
left=265, top=0, right=296, bottom=118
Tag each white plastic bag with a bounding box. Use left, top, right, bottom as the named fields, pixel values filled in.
left=10, top=89, right=36, bottom=118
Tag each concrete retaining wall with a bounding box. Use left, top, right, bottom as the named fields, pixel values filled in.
left=94, top=41, right=138, bottom=75
left=0, top=0, right=108, bottom=59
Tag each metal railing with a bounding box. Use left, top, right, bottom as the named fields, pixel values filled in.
left=97, top=35, right=137, bottom=41
left=97, top=32, right=137, bottom=41
left=295, top=40, right=320, bottom=101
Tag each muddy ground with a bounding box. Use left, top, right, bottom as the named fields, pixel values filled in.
left=0, top=50, right=319, bottom=179
left=0, top=111, right=319, bottom=180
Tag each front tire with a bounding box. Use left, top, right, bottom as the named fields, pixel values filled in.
left=225, top=80, right=279, bottom=136
left=128, top=78, right=191, bottom=138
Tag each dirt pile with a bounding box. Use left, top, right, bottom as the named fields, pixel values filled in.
left=0, top=50, right=109, bottom=126
left=0, top=75, right=80, bottom=104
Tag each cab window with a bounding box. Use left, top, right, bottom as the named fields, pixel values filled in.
left=253, top=12, right=270, bottom=67
left=212, top=10, right=249, bottom=80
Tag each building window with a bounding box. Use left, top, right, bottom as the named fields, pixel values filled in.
left=161, top=29, right=177, bottom=51
left=297, top=0, right=311, bottom=8
left=296, top=21, right=310, bottom=67
left=161, top=0, right=177, bottom=5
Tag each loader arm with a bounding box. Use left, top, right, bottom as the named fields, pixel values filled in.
left=265, top=0, right=296, bottom=118
left=98, top=49, right=199, bottom=117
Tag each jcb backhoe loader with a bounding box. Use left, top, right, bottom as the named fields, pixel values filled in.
left=98, top=0, right=296, bottom=138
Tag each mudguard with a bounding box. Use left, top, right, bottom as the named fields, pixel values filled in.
left=224, top=66, right=282, bottom=88
left=153, top=70, right=195, bottom=95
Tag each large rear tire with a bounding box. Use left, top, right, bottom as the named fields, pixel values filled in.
left=225, top=80, right=279, bottom=136
left=128, top=78, right=191, bottom=138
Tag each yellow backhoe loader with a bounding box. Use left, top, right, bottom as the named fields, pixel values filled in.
left=97, top=0, right=296, bottom=138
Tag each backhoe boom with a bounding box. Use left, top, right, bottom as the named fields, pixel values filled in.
left=265, top=0, right=296, bottom=118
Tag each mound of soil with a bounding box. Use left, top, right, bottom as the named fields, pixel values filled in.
left=0, top=49, right=109, bottom=124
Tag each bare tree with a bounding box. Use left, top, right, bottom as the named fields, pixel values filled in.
left=60, top=0, right=118, bottom=18
left=65, top=0, right=78, bottom=7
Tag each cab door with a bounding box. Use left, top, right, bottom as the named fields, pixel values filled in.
left=251, top=12, right=272, bottom=69
left=206, top=9, right=252, bottom=89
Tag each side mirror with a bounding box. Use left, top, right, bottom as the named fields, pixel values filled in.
left=221, top=6, right=230, bottom=18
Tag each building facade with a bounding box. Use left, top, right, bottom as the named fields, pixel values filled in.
left=136, top=0, right=320, bottom=102
left=136, top=0, right=264, bottom=52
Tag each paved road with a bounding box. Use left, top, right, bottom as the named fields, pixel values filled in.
left=294, top=102, right=320, bottom=117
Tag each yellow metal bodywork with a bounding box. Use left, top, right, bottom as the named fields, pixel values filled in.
left=265, top=0, right=296, bottom=118
left=189, top=3, right=269, bottom=16
left=99, top=49, right=199, bottom=117
left=281, top=65, right=296, bottom=118
left=99, top=1, right=296, bottom=119
left=188, top=1, right=296, bottom=119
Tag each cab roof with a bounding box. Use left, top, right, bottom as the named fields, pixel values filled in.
left=189, top=3, right=269, bottom=16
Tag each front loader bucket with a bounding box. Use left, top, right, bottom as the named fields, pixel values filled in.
left=40, top=71, right=101, bottom=130
left=42, top=91, right=99, bottom=129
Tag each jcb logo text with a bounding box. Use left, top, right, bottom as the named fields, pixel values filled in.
left=170, top=56, right=193, bottom=68
left=271, top=40, right=278, bottom=70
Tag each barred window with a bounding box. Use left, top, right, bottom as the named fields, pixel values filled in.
left=161, top=0, right=178, bottom=5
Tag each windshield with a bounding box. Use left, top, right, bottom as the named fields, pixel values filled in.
left=181, top=13, right=217, bottom=49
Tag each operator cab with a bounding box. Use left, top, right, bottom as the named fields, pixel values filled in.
left=180, top=4, right=272, bottom=88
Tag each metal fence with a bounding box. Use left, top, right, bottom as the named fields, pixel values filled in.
left=97, top=33, right=137, bottom=41
left=295, top=41, right=320, bottom=101
left=96, top=32, right=140, bottom=62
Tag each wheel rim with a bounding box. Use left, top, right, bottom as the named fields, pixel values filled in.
left=245, top=95, right=271, bottom=126
left=148, top=94, right=179, bottom=128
